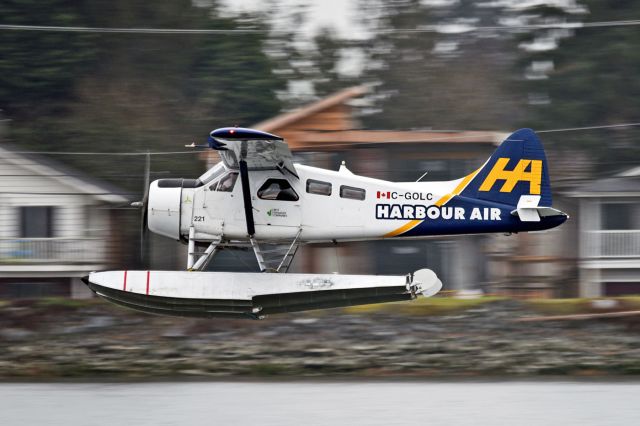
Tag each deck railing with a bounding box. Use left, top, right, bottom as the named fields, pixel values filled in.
left=583, top=230, right=640, bottom=258
left=0, top=238, right=106, bottom=264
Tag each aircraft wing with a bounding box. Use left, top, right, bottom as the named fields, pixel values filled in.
left=208, top=127, right=298, bottom=178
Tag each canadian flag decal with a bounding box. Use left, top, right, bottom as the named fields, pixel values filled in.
left=377, top=191, right=390, bottom=199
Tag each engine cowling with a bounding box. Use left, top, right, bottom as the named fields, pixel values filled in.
left=147, top=179, right=191, bottom=240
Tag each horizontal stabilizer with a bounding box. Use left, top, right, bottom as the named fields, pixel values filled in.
left=515, top=195, right=541, bottom=222
left=510, top=195, right=568, bottom=223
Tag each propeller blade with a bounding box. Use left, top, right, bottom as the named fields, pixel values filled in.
left=140, top=152, right=151, bottom=265
left=142, top=151, right=150, bottom=205
left=140, top=203, right=148, bottom=261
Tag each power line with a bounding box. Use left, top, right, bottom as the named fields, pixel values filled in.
left=537, top=122, right=640, bottom=133
left=0, top=24, right=260, bottom=34
left=2, top=122, right=640, bottom=156
left=3, top=19, right=640, bottom=35
left=3, top=150, right=205, bottom=156
left=0, top=191, right=132, bottom=196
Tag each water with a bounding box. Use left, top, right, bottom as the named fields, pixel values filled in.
left=1, top=381, right=638, bottom=426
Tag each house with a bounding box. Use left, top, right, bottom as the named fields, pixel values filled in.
left=484, top=197, right=577, bottom=298
left=203, top=86, right=508, bottom=291
left=567, top=168, right=640, bottom=297
left=0, top=144, right=129, bottom=298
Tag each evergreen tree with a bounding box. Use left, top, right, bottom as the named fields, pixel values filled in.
left=0, top=0, right=285, bottom=188
left=0, top=0, right=97, bottom=116
left=357, top=0, right=524, bottom=130
left=519, top=0, right=640, bottom=172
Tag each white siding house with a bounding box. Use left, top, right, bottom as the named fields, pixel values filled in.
left=0, top=145, right=129, bottom=298
left=568, top=169, right=640, bottom=297
left=486, top=195, right=577, bottom=298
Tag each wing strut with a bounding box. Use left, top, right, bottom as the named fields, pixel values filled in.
left=250, top=229, right=302, bottom=273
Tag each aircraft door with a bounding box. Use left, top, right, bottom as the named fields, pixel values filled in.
left=194, top=172, right=239, bottom=236
left=336, top=185, right=366, bottom=237
left=252, top=177, right=302, bottom=228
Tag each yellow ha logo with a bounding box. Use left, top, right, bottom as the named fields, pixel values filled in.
left=479, top=158, right=542, bottom=194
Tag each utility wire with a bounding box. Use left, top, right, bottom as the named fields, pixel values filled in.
left=0, top=191, right=132, bottom=195
left=0, top=24, right=263, bottom=34
left=3, top=122, right=640, bottom=156
left=3, top=19, right=640, bottom=34
left=2, top=150, right=205, bottom=156
left=537, top=123, right=640, bottom=133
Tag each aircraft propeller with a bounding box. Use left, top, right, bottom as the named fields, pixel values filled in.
left=131, top=152, right=151, bottom=264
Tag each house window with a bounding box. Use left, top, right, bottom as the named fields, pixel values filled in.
left=602, top=203, right=635, bottom=230
left=20, top=206, right=54, bottom=238
left=306, top=179, right=332, bottom=196
left=340, top=185, right=366, bottom=201
left=257, top=179, right=299, bottom=201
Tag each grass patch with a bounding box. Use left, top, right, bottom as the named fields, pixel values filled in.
left=34, top=297, right=96, bottom=309
left=248, top=363, right=291, bottom=376
left=343, top=296, right=506, bottom=316
left=617, top=296, right=640, bottom=310
left=524, top=298, right=590, bottom=316
left=525, top=296, right=640, bottom=316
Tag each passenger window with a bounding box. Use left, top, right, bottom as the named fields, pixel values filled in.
left=258, top=179, right=299, bottom=201
left=340, top=185, right=366, bottom=201
left=306, top=179, right=332, bottom=196
left=215, top=173, right=238, bottom=192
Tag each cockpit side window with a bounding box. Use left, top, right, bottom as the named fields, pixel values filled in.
left=209, top=172, right=238, bottom=192
left=257, top=178, right=299, bottom=201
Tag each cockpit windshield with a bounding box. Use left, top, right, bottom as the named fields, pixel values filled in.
left=198, top=162, right=226, bottom=185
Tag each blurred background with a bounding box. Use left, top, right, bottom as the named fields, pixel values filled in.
left=1, top=1, right=640, bottom=422
left=2, top=0, right=640, bottom=299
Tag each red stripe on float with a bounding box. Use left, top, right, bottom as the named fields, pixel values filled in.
left=146, top=270, right=150, bottom=295
left=123, top=270, right=128, bottom=291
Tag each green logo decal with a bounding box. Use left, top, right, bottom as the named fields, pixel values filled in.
left=266, top=208, right=286, bottom=218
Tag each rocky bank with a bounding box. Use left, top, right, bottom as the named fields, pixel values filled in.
left=1, top=298, right=639, bottom=379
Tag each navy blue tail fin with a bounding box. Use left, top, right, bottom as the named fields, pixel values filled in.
left=460, top=128, right=552, bottom=207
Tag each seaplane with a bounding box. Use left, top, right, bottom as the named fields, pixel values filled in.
left=83, top=127, right=567, bottom=319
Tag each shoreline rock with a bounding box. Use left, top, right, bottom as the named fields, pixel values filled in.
left=0, top=299, right=639, bottom=379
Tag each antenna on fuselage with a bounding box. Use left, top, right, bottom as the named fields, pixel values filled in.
left=339, top=160, right=353, bottom=175
left=416, top=171, right=429, bottom=182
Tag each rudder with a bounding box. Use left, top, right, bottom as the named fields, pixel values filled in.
left=461, top=128, right=552, bottom=207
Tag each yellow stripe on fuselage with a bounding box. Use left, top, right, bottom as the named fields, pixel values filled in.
left=434, top=168, right=480, bottom=206
left=383, top=219, right=422, bottom=237
left=383, top=168, right=481, bottom=238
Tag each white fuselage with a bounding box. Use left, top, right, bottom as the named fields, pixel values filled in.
left=149, top=162, right=468, bottom=243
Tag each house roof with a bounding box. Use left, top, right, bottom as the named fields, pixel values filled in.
left=253, top=85, right=369, bottom=133
left=0, top=144, right=130, bottom=204
left=285, top=129, right=507, bottom=150
left=202, top=86, right=505, bottom=165
left=567, top=175, right=640, bottom=198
